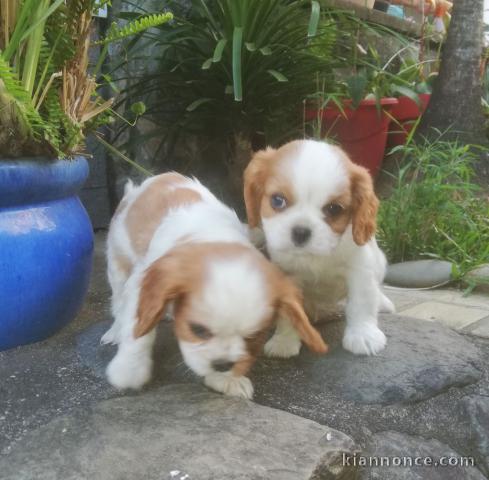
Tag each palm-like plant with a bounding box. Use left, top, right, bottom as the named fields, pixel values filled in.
left=0, top=0, right=172, bottom=157
left=119, top=0, right=341, bottom=153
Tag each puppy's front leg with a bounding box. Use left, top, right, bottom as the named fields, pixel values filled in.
left=264, top=316, right=302, bottom=358
left=204, top=357, right=254, bottom=399
left=106, top=326, right=156, bottom=390
left=343, top=267, right=386, bottom=356
left=106, top=280, right=157, bottom=390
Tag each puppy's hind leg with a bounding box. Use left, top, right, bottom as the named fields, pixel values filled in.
left=102, top=250, right=133, bottom=345
left=264, top=317, right=302, bottom=358
left=106, top=325, right=156, bottom=390
left=343, top=270, right=387, bottom=356
left=379, top=290, right=396, bottom=314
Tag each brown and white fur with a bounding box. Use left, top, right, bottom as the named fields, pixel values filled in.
left=244, top=140, right=395, bottom=358
left=102, top=172, right=327, bottom=399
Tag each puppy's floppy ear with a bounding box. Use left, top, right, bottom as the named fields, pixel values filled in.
left=243, top=148, right=276, bottom=228
left=278, top=279, right=328, bottom=354
left=350, top=162, right=379, bottom=246
left=134, top=253, right=186, bottom=338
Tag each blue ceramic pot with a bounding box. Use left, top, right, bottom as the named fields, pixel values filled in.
left=0, top=157, right=94, bottom=350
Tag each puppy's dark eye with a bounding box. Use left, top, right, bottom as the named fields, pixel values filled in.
left=323, top=202, right=344, bottom=217
left=189, top=323, right=213, bottom=340
left=270, top=193, right=287, bottom=211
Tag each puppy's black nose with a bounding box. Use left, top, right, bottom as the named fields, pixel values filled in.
left=292, top=226, right=311, bottom=246
left=212, top=360, right=235, bottom=372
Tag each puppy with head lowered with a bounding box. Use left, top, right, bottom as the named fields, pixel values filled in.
left=102, top=172, right=327, bottom=399
left=244, top=140, right=395, bottom=358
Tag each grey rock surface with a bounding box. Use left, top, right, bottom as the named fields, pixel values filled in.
left=2, top=233, right=489, bottom=479
left=258, top=316, right=481, bottom=406
left=385, top=260, right=453, bottom=288
left=85, top=315, right=482, bottom=406
left=76, top=315, right=489, bottom=477
left=463, top=395, right=489, bottom=476
left=0, top=384, right=358, bottom=480
left=358, top=431, right=486, bottom=479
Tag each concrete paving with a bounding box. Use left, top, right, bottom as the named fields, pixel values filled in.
left=385, top=286, right=489, bottom=337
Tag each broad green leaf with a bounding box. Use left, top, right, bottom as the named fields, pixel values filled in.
left=212, top=39, right=227, bottom=63
left=416, top=81, right=432, bottom=94
left=18, top=0, right=65, bottom=44
left=232, top=27, right=243, bottom=101
left=202, top=58, right=213, bottom=70
left=186, top=97, right=213, bottom=111
left=391, top=84, right=420, bottom=106
left=345, top=74, right=368, bottom=109
left=131, top=101, right=146, bottom=115
left=267, top=69, right=288, bottom=82
left=308, top=1, right=320, bottom=38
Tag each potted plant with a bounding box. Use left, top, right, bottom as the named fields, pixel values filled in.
left=115, top=0, right=336, bottom=206
left=305, top=44, right=439, bottom=175
left=0, top=0, right=171, bottom=350
left=306, top=65, right=399, bottom=176
left=386, top=59, right=435, bottom=147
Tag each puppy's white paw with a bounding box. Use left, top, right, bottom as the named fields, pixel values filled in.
left=106, top=353, right=152, bottom=390
left=343, top=323, right=386, bottom=356
left=204, top=372, right=254, bottom=399
left=100, top=326, right=119, bottom=345
left=264, top=333, right=302, bottom=358
left=379, top=293, right=396, bottom=314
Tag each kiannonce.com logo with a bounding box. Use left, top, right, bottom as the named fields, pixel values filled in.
left=342, top=453, right=476, bottom=468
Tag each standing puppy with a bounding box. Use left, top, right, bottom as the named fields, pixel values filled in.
left=244, top=140, right=395, bottom=358
left=102, top=172, right=327, bottom=399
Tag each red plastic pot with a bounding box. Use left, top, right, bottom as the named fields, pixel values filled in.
left=305, top=97, right=398, bottom=177
left=388, top=93, right=431, bottom=148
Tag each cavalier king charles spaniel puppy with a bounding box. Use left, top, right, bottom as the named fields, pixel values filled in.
left=102, top=172, right=327, bottom=399
left=244, top=140, right=395, bottom=358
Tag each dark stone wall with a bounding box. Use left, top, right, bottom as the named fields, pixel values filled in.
left=80, top=135, right=111, bottom=230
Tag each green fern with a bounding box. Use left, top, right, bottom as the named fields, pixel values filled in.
left=1, top=1, right=171, bottom=157
left=42, top=82, right=86, bottom=155
left=42, top=85, right=65, bottom=151
left=0, top=54, right=46, bottom=141
left=45, top=7, right=76, bottom=69
left=98, top=12, right=173, bottom=45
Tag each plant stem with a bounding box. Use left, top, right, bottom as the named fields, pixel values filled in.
left=32, top=30, right=62, bottom=106
left=95, top=134, right=153, bottom=177
left=21, top=0, right=49, bottom=95
left=93, top=42, right=109, bottom=77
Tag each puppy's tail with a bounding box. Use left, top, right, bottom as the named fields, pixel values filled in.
left=123, top=179, right=135, bottom=196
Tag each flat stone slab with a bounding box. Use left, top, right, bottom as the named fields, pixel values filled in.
left=0, top=384, right=357, bottom=480
left=465, top=318, right=489, bottom=339
left=400, top=301, right=489, bottom=330
left=385, top=260, right=453, bottom=288
left=359, top=431, right=486, bottom=479
left=83, top=315, right=483, bottom=406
